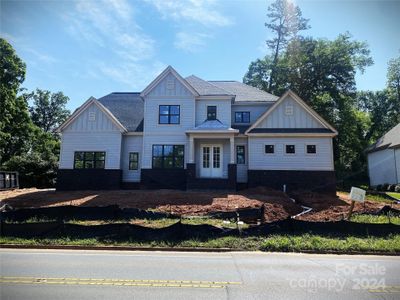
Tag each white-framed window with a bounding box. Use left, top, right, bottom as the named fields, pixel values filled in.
left=285, top=144, right=296, bottom=154
left=306, top=144, right=317, bottom=154
left=265, top=144, right=275, bottom=154
left=236, top=145, right=246, bottom=164
left=285, top=105, right=293, bottom=115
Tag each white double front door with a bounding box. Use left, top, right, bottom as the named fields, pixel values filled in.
left=200, top=144, right=223, bottom=178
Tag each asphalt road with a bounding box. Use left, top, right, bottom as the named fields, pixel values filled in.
left=1, top=249, right=399, bottom=300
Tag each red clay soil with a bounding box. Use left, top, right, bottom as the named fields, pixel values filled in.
left=1, top=188, right=397, bottom=223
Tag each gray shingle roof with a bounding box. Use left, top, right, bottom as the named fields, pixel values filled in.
left=185, top=75, right=233, bottom=96
left=191, top=119, right=237, bottom=131
left=209, top=81, right=278, bottom=102
left=97, top=92, right=144, bottom=132
left=248, top=128, right=335, bottom=134
left=366, top=123, right=400, bottom=153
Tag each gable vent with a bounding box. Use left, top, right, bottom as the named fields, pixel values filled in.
left=166, top=79, right=175, bottom=90
left=88, top=112, right=96, bottom=121
left=285, top=105, right=293, bottom=116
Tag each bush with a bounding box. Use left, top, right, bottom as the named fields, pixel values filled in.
left=388, top=185, right=396, bottom=192
left=376, top=184, right=383, bottom=191
left=383, top=183, right=390, bottom=191
left=395, top=185, right=400, bottom=193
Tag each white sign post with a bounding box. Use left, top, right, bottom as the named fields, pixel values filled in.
left=347, top=187, right=366, bottom=220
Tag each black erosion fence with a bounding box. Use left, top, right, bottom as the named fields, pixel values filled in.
left=1, top=205, right=399, bottom=240
left=0, top=171, right=19, bottom=190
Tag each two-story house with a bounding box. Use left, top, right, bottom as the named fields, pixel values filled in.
left=57, top=66, right=338, bottom=194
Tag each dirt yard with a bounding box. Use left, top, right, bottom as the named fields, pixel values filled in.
left=1, top=188, right=398, bottom=223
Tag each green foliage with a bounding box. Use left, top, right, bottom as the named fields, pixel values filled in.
left=28, top=89, right=70, bottom=133
left=0, top=38, right=34, bottom=164
left=0, top=38, right=68, bottom=188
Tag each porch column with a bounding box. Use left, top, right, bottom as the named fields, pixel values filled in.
left=230, top=136, right=235, bottom=164
left=189, top=136, right=194, bottom=163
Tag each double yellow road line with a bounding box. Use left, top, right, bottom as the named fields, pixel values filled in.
left=0, top=276, right=242, bottom=289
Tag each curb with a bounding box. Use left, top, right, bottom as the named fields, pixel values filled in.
left=1, top=244, right=399, bottom=256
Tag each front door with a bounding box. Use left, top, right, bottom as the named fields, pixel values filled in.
left=200, top=144, right=223, bottom=178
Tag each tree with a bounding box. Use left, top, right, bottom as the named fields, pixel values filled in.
left=265, top=0, right=309, bottom=92
left=28, top=89, right=70, bottom=133
left=386, top=55, right=400, bottom=125
left=0, top=38, right=34, bottom=164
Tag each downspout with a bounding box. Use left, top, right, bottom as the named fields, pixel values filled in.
left=394, top=148, right=399, bottom=184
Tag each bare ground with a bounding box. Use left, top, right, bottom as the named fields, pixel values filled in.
left=1, top=188, right=398, bottom=223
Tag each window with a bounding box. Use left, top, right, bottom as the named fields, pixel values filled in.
left=213, top=146, right=220, bottom=168
left=265, top=145, right=274, bottom=154
left=152, top=145, right=184, bottom=169
left=129, top=152, right=139, bottom=170
left=285, top=105, right=293, bottom=115
left=236, top=145, right=245, bottom=164
left=207, top=106, right=217, bottom=120
left=74, top=152, right=105, bottom=169
left=203, top=147, right=210, bottom=168
left=306, top=145, right=316, bottom=154
left=286, top=145, right=296, bottom=154
left=159, top=105, right=180, bottom=124
left=235, top=112, right=250, bottom=123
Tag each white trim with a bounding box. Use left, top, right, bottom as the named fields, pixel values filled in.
left=140, top=66, right=199, bottom=97
left=305, top=143, right=318, bottom=156
left=264, top=144, right=276, bottom=155
left=245, top=90, right=338, bottom=135
left=56, top=97, right=127, bottom=133
left=186, top=129, right=239, bottom=134
left=284, top=143, right=296, bottom=156
left=232, top=101, right=275, bottom=106
left=123, top=132, right=144, bottom=136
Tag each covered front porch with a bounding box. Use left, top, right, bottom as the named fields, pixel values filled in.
left=186, top=129, right=238, bottom=190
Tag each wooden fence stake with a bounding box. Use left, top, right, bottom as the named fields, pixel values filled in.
left=347, top=200, right=355, bottom=220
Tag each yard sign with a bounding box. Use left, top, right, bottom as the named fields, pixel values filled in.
left=349, top=187, right=366, bottom=202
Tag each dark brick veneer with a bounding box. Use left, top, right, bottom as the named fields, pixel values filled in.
left=186, top=163, right=237, bottom=190
left=247, top=170, right=336, bottom=195
left=57, top=169, right=122, bottom=190
left=141, top=168, right=187, bottom=190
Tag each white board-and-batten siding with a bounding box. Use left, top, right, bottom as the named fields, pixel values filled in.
left=59, top=103, right=122, bottom=169
left=368, top=148, right=400, bottom=186
left=248, top=137, right=334, bottom=171
left=142, top=71, right=195, bottom=169
left=121, top=136, right=143, bottom=182
left=257, top=96, right=323, bottom=129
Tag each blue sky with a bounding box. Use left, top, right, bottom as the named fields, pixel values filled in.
left=1, top=0, right=399, bottom=110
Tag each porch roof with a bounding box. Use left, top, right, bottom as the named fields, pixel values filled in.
left=186, top=120, right=239, bottom=134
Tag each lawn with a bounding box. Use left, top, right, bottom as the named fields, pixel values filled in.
left=1, top=234, right=399, bottom=253
left=387, top=192, right=400, bottom=200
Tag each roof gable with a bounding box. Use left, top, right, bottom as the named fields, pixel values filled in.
left=366, top=123, right=400, bottom=153
left=141, top=66, right=199, bottom=97
left=57, top=97, right=127, bottom=133
left=246, top=90, right=337, bottom=135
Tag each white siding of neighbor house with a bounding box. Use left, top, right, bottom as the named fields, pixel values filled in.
left=121, top=136, right=143, bottom=182
left=194, top=139, right=231, bottom=178
left=195, top=99, right=231, bottom=126
left=235, top=137, right=248, bottom=183
left=248, top=137, right=334, bottom=171
left=59, top=103, right=122, bottom=169
left=231, top=105, right=269, bottom=125
left=142, top=71, right=195, bottom=169
left=397, top=149, right=400, bottom=184
left=147, top=73, right=193, bottom=98
left=368, top=149, right=399, bottom=186
left=257, top=95, right=324, bottom=129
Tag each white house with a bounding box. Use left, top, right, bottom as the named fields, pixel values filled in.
left=366, top=123, right=400, bottom=186
left=57, top=66, right=338, bottom=194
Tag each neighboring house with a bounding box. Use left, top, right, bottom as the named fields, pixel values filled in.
left=57, top=66, right=338, bottom=193
left=366, top=123, right=400, bottom=186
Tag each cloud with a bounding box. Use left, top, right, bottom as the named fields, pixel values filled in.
left=63, top=0, right=162, bottom=88
left=174, top=32, right=211, bottom=53
left=146, top=0, right=233, bottom=53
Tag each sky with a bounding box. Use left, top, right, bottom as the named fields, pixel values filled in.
left=1, top=0, right=399, bottom=111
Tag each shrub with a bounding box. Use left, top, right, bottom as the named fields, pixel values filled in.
left=388, top=185, right=396, bottom=192
left=383, top=183, right=390, bottom=191
left=395, top=185, right=400, bottom=193
left=376, top=184, right=383, bottom=191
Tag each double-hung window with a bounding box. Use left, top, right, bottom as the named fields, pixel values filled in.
left=236, top=145, right=245, bottom=164
left=159, top=105, right=180, bottom=124
left=74, top=152, right=105, bottom=169
left=207, top=106, right=217, bottom=120
left=129, top=152, right=139, bottom=170
left=235, top=112, right=250, bottom=123
left=152, top=145, right=184, bottom=169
